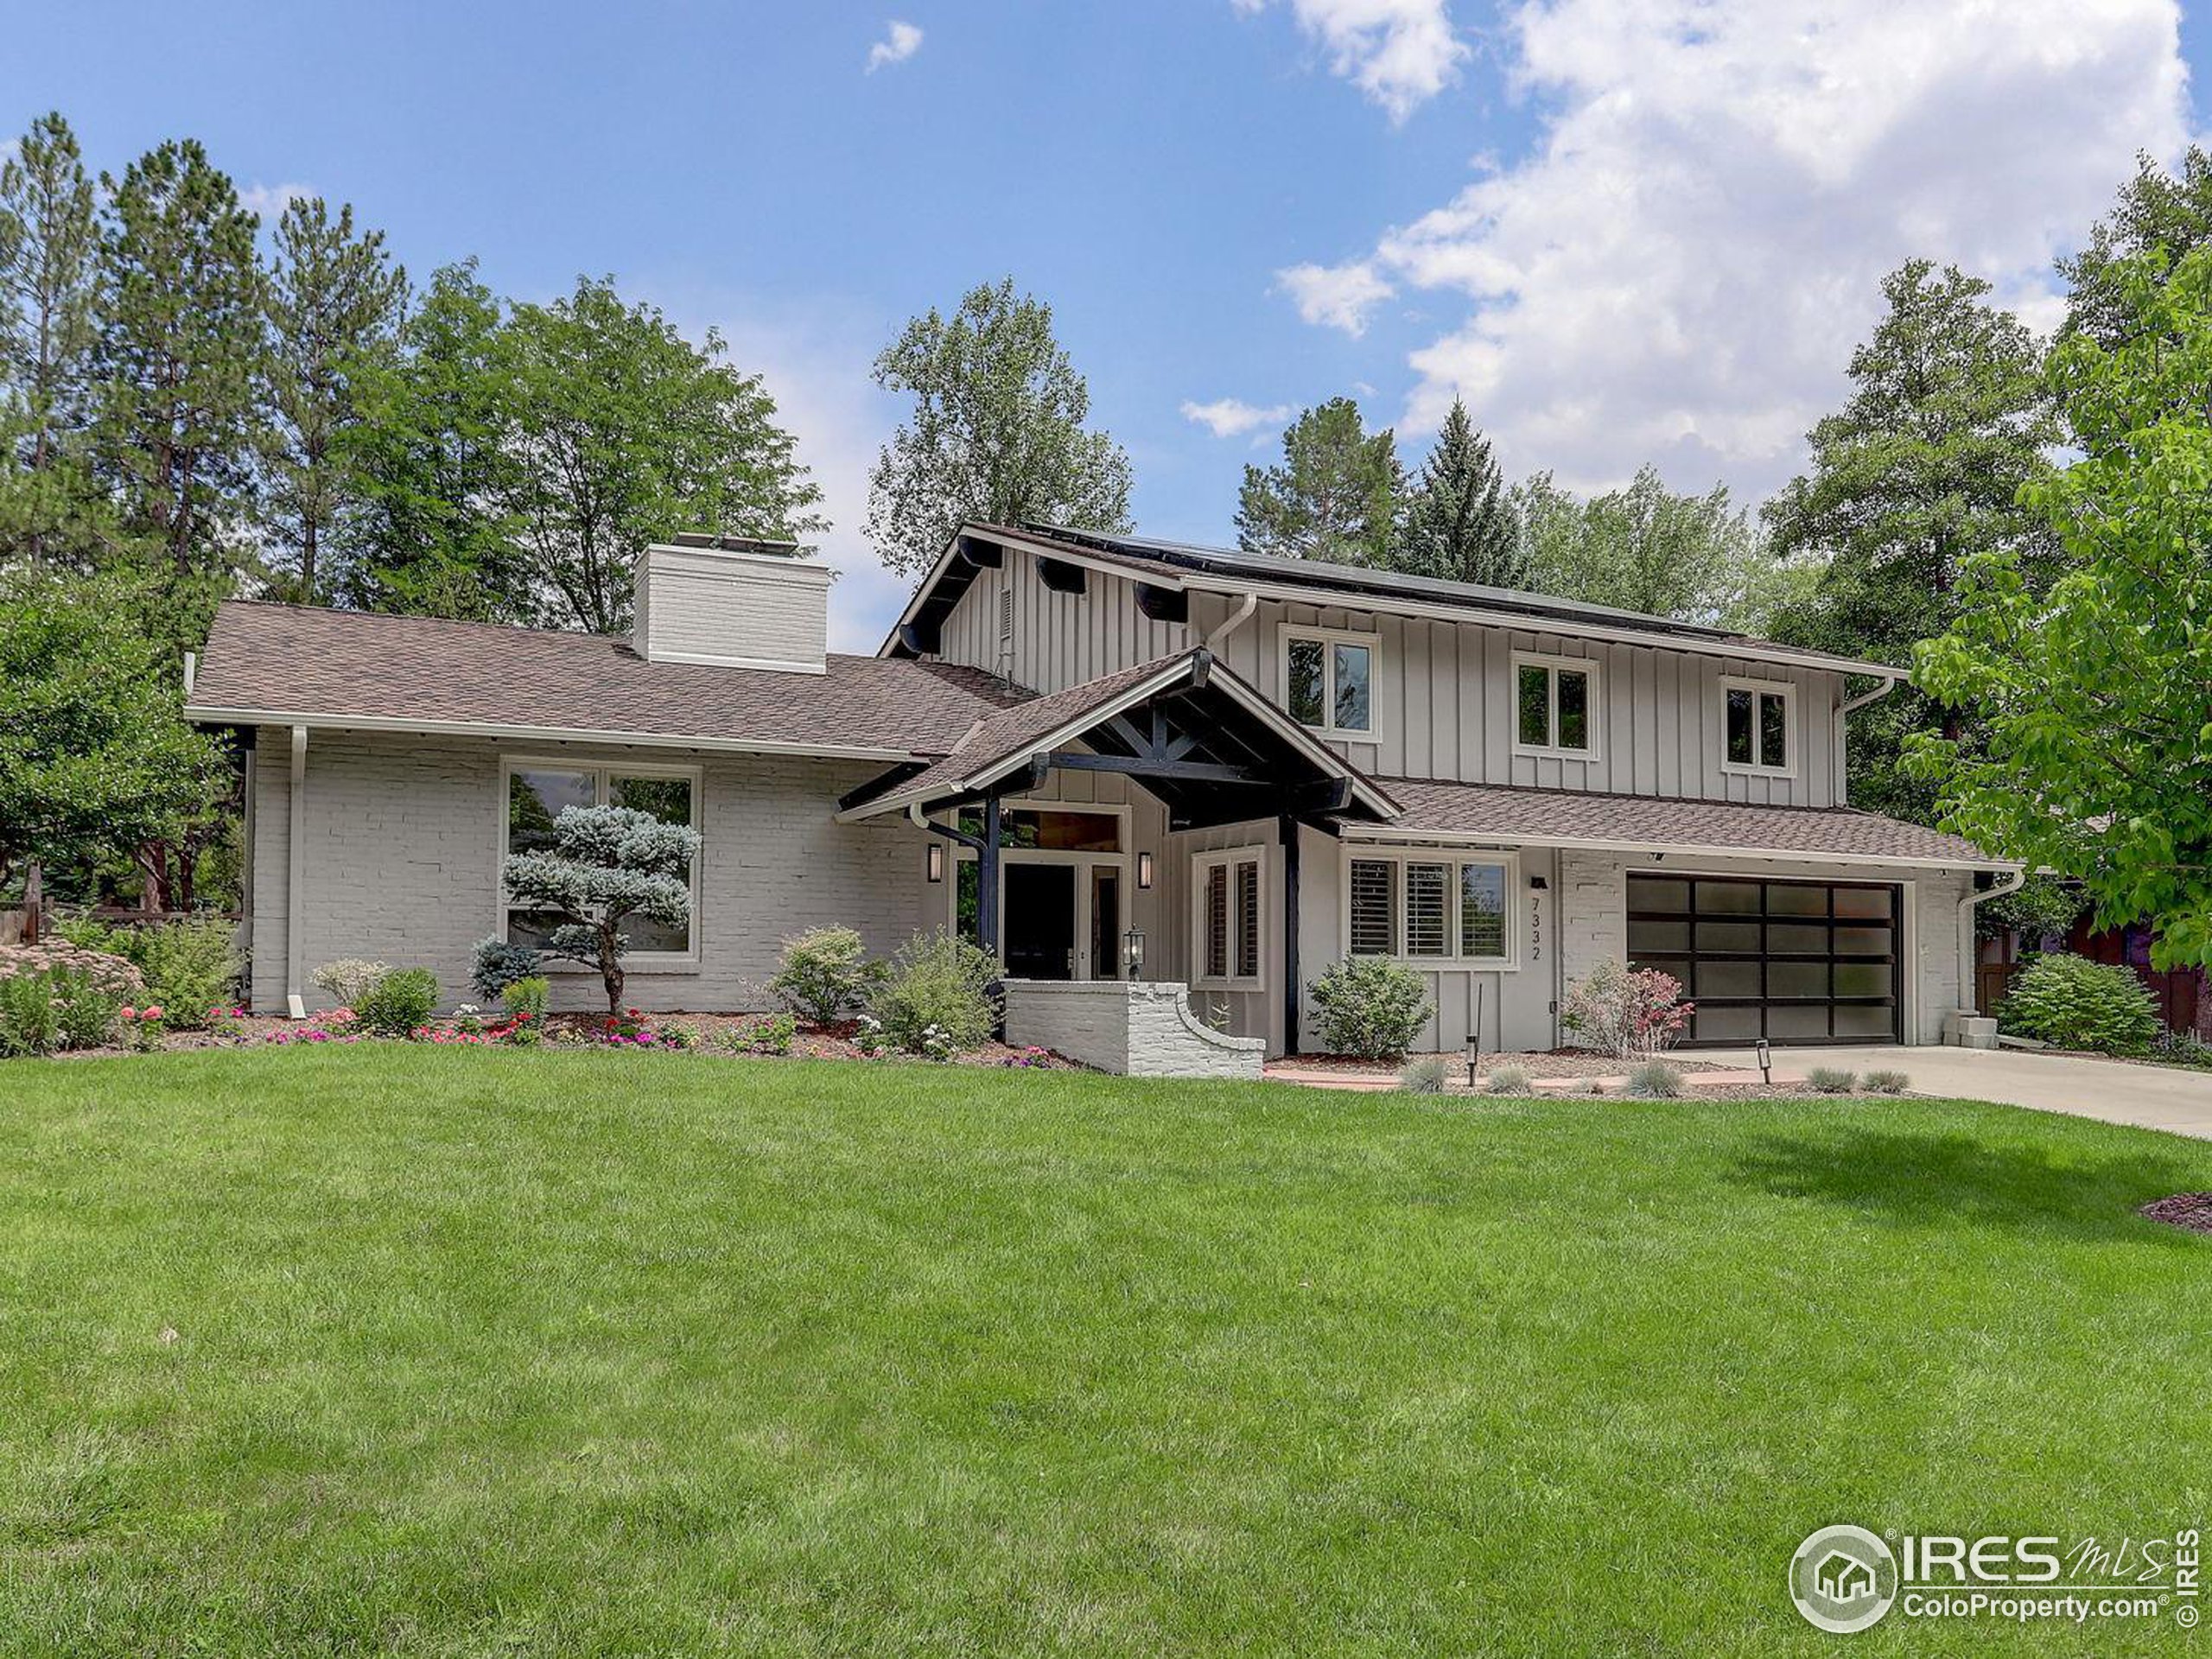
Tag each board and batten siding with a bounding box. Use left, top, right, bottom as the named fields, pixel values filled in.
left=924, top=559, right=1847, bottom=806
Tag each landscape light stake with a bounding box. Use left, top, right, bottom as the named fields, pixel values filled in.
left=1756, top=1038, right=1771, bottom=1084
left=1466, top=982, right=1485, bottom=1087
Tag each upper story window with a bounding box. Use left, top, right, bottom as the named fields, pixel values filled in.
left=1513, top=652, right=1597, bottom=758
left=1345, top=850, right=1516, bottom=968
left=503, top=759, right=702, bottom=960
left=1281, top=625, right=1375, bottom=738
left=1722, top=677, right=1795, bottom=776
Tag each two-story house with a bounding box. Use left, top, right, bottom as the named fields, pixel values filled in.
left=186, top=523, right=2019, bottom=1058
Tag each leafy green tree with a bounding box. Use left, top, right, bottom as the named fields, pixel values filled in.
left=0, top=111, right=109, bottom=567
left=1764, top=259, right=2058, bottom=817
left=1393, top=397, right=1526, bottom=587
left=92, top=139, right=267, bottom=582
left=340, top=261, right=527, bottom=619
left=261, top=197, right=406, bottom=601
left=1912, top=247, right=2212, bottom=972
left=0, top=565, right=221, bottom=905
left=2060, top=147, right=2212, bottom=347
left=1513, top=465, right=1764, bottom=623
left=867, top=276, right=1133, bottom=577
left=498, top=276, right=823, bottom=632
left=1236, top=397, right=1402, bottom=566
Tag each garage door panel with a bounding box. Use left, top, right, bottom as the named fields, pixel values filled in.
left=1627, top=874, right=1902, bottom=1046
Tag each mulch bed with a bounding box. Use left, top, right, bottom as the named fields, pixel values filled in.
left=1271, top=1049, right=1751, bottom=1082
left=2139, top=1193, right=2212, bottom=1235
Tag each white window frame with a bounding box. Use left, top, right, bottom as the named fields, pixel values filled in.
left=1719, top=675, right=1797, bottom=779
left=1510, top=651, right=1601, bottom=761
left=1191, top=845, right=1268, bottom=989
left=499, top=754, right=705, bottom=971
left=1279, top=623, right=1378, bottom=740
left=1340, top=847, right=1520, bottom=970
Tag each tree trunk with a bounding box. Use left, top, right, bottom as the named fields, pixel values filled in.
left=22, top=860, right=42, bottom=946
left=599, top=927, right=625, bottom=1015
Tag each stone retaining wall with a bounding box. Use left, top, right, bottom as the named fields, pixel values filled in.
left=1001, top=979, right=1267, bottom=1079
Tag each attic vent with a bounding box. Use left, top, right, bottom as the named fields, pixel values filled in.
left=998, top=589, right=1014, bottom=645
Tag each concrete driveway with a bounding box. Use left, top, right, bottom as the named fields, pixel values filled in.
left=1701, top=1045, right=2212, bottom=1139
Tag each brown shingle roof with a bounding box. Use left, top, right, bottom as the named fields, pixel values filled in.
left=188, top=601, right=1028, bottom=756
left=1369, top=777, right=2008, bottom=867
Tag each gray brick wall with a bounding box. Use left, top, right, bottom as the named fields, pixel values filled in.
left=249, top=727, right=934, bottom=1013
left=1002, top=979, right=1265, bottom=1078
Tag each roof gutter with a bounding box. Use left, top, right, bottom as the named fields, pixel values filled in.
left=181, top=705, right=918, bottom=765
left=1337, top=821, right=2022, bottom=874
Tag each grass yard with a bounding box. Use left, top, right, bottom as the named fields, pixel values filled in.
left=3, top=1050, right=2209, bottom=1656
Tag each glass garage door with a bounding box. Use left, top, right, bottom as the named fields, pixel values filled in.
left=1625, top=874, right=1902, bottom=1046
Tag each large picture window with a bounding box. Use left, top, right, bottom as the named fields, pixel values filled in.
left=1513, top=653, right=1597, bottom=757
left=1346, top=851, right=1516, bottom=965
left=502, top=760, right=701, bottom=959
left=1722, top=677, right=1794, bottom=775
left=1193, top=849, right=1265, bottom=986
left=1281, top=626, right=1375, bottom=737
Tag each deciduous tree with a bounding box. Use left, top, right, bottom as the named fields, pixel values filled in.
left=868, top=276, right=1132, bottom=577
left=1911, top=248, right=2212, bottom=971
left=1514, top=465, right=1764, bottom=623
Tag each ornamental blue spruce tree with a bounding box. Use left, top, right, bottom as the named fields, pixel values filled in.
left=499, top=804, right=701, bottom=1014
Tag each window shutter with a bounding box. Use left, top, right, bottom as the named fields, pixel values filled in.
left=1405, top=862, right=1449, bottom=957
left=1349, top=859, right=1395, bottom=956
left=1235, top=860, right=1262, bottom=979
left=1205, top=864, right=1230, bottom=980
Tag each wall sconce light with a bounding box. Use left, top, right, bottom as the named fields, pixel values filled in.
left=1123, top=925, right=1146, bottom=980
left=926, top=842, right=944, bottom=883
left=1137, top=851, right=1154, bottom=890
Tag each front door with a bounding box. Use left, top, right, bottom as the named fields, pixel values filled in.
left=1004, top=864, right=1078, bottom=979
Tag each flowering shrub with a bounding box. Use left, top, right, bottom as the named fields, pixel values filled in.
left=117, top=1005, right=168, bottom=1052
left=500, top=977, right=549, bottom=1045
left=854, top=1014, right=887, bottom=1056
left=999, top=1046, right=1054, bottom=1069
left=261, top=1021, right=364, bottom=1046
left=868, top=931, right=1001, bottom=1055
left=311, top=958, right=391, bottom=1006
left=1560, top=961, right=1692, bottom=1060
left=207, top=1004, right=250, bottom=1040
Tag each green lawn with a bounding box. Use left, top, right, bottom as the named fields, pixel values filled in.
left=3, top=1051, right=2209, bottom=1656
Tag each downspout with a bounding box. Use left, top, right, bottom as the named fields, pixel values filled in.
left=1955, top=867, right=2027, bottom=1017
left=1835, top=675, right=1898, bottom=807
left=285, top=724, right=308, bottom=1020
left=1204, top=591, right=1258, bottom=653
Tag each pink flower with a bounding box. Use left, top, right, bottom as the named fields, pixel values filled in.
left=143, top=1006, right=163, bottom=1020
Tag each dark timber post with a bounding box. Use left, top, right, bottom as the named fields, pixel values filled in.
left=977, top=793, right=1003, bottom=956
left=1280, top=814, right=1301, bottom=1056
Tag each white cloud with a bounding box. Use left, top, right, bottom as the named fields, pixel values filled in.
left=1180, top=397, right=1298, bottom=438
left=866, top=20, right=924, bottom=73
left=1276, top=258, right=1395, bottom=334
left=239, top=181, right=314, bottom=218
left=1299, top=0, right=2192, bottom=497
left=1236, top=0, right=1469, bottom=121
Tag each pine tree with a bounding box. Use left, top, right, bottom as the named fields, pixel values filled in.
left=1234, top=397, right=1402, bottom=566
left=1393, top=397, right=1526, bottom=587
left=92, top=138, right=267, bottom=582
left=262, top=196, right=406, bottom=601
left=0, top=111, right=106, bottom=565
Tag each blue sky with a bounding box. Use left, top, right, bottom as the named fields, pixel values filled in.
left=9, top=2, right=2207, bottom=647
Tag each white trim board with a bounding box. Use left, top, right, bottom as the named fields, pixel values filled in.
left=185, top=706, right=915, bottom=764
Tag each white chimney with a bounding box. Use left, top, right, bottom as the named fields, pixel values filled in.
left=632, top=534, right=834, bottom=675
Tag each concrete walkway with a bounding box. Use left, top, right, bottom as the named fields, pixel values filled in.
left=1701, top=1044, right=2212, bottom=1140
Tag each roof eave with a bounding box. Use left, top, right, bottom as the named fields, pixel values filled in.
left=182, top=704, right=924, bottom=765
left=1337, top=821, right=2016, bottom=872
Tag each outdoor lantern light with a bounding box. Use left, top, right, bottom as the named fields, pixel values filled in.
left=1123, top=925, right=1146, bottom=980
left=925, top=842, right=944, bottom=883
left=1137, top=851, right=1154, bottom=889
left=1755, top=1038, right=1772, bottom=1084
